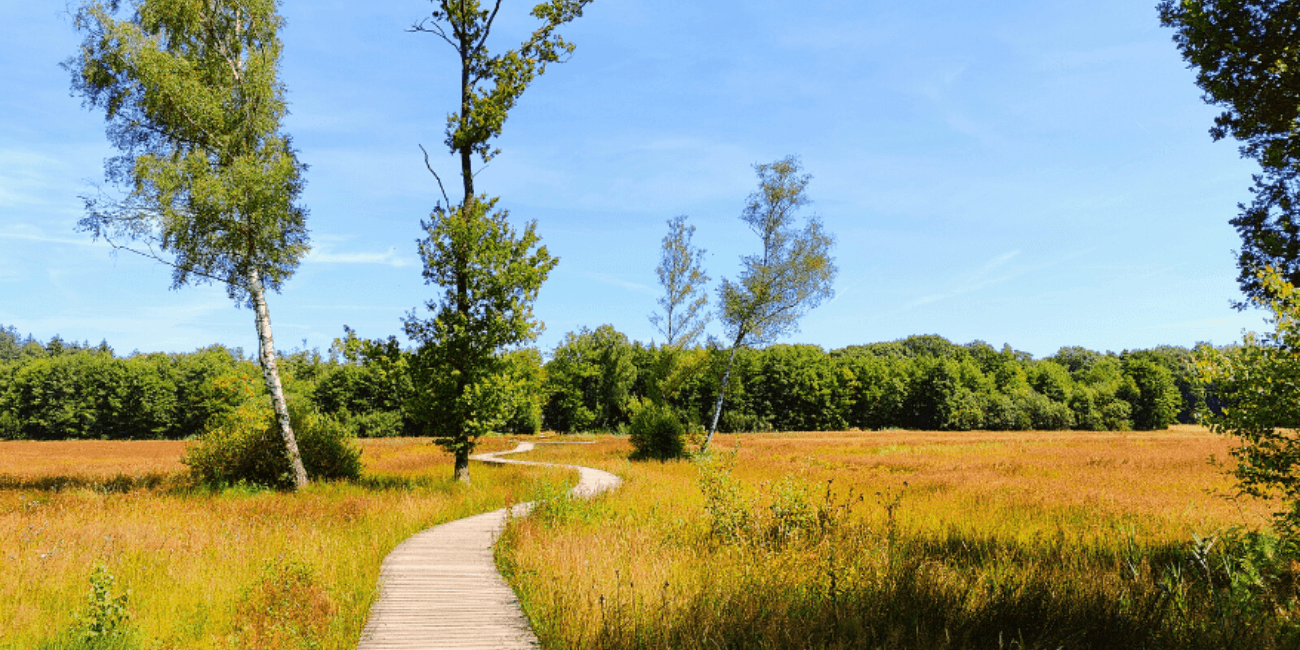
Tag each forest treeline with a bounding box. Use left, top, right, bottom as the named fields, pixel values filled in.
left=0, top=323, right=1209, bottom=441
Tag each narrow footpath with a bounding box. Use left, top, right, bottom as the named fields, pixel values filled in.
left=356, top=442, right=621, bottom=650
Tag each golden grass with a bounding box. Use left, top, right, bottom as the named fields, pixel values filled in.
left=0, top=440, right=187, bottom=478
left=499, top=428, right=1288, bottom=649
left=0, top=435, right=570, bottom=650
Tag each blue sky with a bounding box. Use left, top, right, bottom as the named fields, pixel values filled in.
left=1, top=0, right=1270, bottom=359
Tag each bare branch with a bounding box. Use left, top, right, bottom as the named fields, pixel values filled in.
left=409, top=18, right=458, bottom=50
left=420, top=143, right=451, bottom=207
left=101, top=233, right=242, bottom=289
left=475, top=0, right=503, bottom=54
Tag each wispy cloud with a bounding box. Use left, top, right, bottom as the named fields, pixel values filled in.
left=903, top=249, right=1090, bottom=309
left=823, top=279, right=862, bottom=307
left=307, top=245, right=416, bottom=268
left=0, top=226, right=102, bottom=247
left=582, top=271, right=655, bottom=295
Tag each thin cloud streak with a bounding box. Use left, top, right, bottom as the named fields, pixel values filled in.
left=307, top=248, right=416, bottom=268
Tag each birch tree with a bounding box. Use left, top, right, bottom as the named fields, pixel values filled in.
left=68, top=0, right=311, bottom=488
left=647, top=215, right=711, bottom=408
left=703, top=156, right=837, bottom=452
left=650, top=215, right=710, bottom=348
left=404, top=0, right=590, bottom=482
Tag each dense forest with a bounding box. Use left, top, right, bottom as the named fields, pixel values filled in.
left=0, top=323, right=1211, bottom=441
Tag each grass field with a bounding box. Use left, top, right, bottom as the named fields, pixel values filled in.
left=498, top=427, right=1295, bottom=649
left=0, top=436, right=572, bottom=650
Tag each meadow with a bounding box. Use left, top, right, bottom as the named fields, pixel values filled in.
left=0, top=437, right=573, bottom=650
left=498, top=427, right=1295, bottom=649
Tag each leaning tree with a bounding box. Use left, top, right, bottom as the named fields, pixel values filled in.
left=704, top=156, right=837, bottom=452
left=68, top=0, right=311, bottom=488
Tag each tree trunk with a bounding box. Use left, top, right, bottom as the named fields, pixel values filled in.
left=249, top=269, right=309, bottom=490
left=454, top=447, right=471, bottom=484
left=703, top=336, right=743, bottom=453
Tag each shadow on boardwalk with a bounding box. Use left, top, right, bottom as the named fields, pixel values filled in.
left=357, top=442, right=620, bottom=650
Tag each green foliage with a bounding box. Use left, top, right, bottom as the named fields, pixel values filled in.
left=315, top=329, right=414, bottom=437
left=1159, top=0, right=1300, bottom=305
left=717, top=157, right=838, bottom=350
left=1154, top=528, right=1300, bottom=649
left=1199, top=269, right=1300, bottom=534
left=37, top=563, right=141, bottom=650
left=696, top=456, right=857, bottom=550
left=543, top=325, right=637, bottom=432
left=78, top=563, right=132, bottom=643
left=749, top=344, right=853, bottom=432
left=405, top=0, right=587, bottom=481
left=68, top=0, right=309, bottom=304
left=707, top=156, right=838, bottom=446
left=412, top=0, right=595, bottom=171
left=628, top=402, right=687, bottom=461
left=650, top=215, right=711, bottom=348
left=183, top=400, right=361, bottom=489
left=695, top=452, right=753, bottom=543
left=68, top=0, right=312, bottom=488
left=403, top=197, right=556, bottom=462
left=1119, top=357, right=1181, bottom=431
left=500, top=348, right=546, bottom=435
left=0, top=352, right=176, bottom=440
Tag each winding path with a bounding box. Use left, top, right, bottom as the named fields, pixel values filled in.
left=356, top=442, right=620, bottom=650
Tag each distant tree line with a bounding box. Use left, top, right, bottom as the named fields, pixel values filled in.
left=544, top=328, right=1204, bottom=435
left=0, top=323, right=1209, bottom=441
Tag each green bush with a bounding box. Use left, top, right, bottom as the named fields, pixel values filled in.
left=629, top=402, right=687, bottom=460
left=342, top=409, right=404, bottom=438
left=183, top=400, right=362, bottom=489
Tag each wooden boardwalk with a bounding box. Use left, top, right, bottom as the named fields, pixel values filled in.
left=357, top=442, right=620, bottom=650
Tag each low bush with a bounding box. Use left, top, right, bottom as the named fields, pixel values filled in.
left=628, top=403, right=686, bottom=460
left=182, top=399, right=362, bottom=489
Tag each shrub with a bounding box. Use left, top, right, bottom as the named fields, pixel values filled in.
left=183, top=399, right=362, bottom=489
left=629, top=402, right=687, bottom=460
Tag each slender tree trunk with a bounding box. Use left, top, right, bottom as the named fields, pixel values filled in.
left=249, top=269, right=308, bottom=490
left=703, top=334, right=744, bottom=453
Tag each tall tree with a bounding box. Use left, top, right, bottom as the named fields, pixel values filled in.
left=650, top=215, right=711, bottom=348
left=68, top=0, right=310, bottom=488
left=1158, top=0, right=1300, bottom=305
left=404, top=0, right=590, bottom=482
left=703, top=156, right=837, bottom=451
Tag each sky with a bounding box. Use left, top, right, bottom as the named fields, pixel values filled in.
left=0, top=0, right=1273, bottom=360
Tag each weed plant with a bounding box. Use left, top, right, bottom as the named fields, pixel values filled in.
left=499, top=431, right=1297, bottom=649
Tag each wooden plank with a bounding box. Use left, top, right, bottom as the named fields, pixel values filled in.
left=357, top=442, right=620, bottom=650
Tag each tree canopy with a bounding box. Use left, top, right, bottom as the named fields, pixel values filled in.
left=1159, top=0, right=1300, bottom=305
